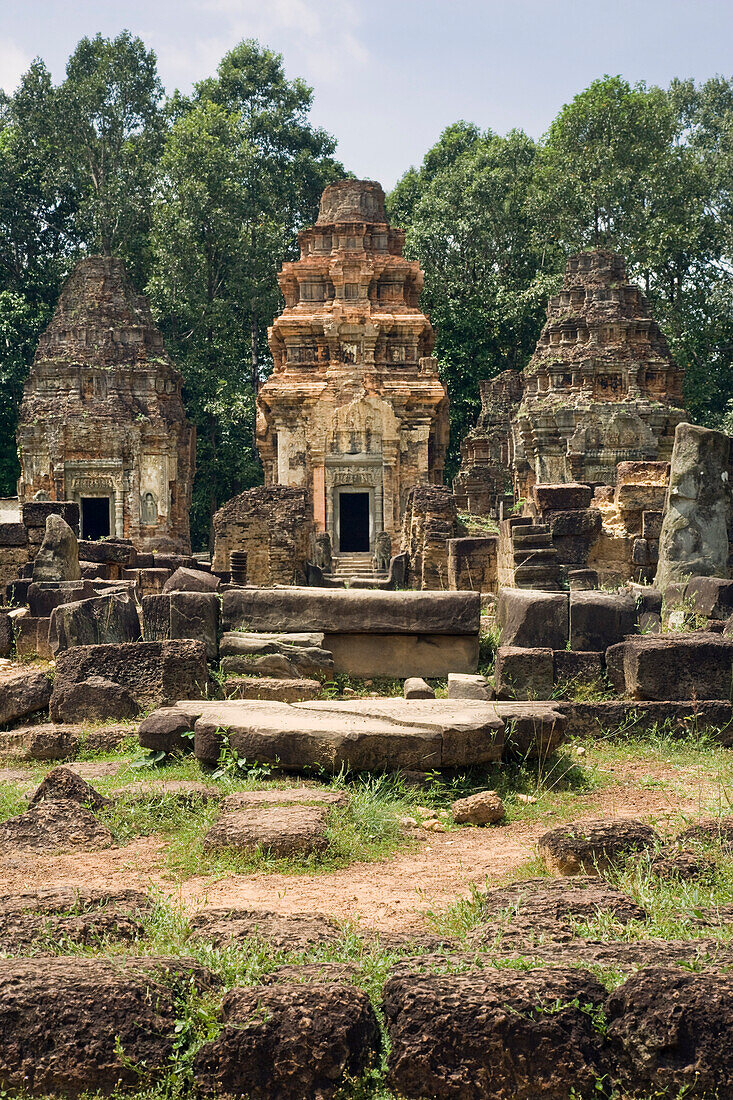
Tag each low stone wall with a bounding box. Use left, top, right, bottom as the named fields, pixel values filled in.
left=447, top=537, right=498, bottom=592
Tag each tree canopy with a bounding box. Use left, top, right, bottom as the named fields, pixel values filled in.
left=2, top=47, right=733, bottom=541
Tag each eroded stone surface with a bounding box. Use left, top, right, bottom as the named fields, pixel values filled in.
left=538, top=819, right=659, bottom=876
left=190, top=909, right=340, bottom=949
left=203, top=805, right=330, bottom=857
left=194, top=982, right=380, bottom=1100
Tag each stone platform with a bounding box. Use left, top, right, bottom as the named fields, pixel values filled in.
left=221, top=588, right=481, bottom=678
left=140, top=697, right=566, bottom=773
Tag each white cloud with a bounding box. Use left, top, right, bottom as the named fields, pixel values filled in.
left=0, top=41, right=31, bottom=94
left=190, top=0, right=369, bottom=83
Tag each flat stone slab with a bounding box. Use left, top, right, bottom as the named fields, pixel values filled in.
left=221, top=788, right=349, bottom=812
left=190, top=698, right=505, bottom=772
left=220, top=631, right=326, bottom=653
left=222, top=586, right=481, bottom=635
left=224, top=677, right=321, bottom=703
left=190, top=908, right=340, bottom=949
left=143, top=697, right=566, bottom=772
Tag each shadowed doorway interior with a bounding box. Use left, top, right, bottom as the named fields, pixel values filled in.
left=81, top=496, right=111, bottom=541
left=339, top=492, right=370, bottom=552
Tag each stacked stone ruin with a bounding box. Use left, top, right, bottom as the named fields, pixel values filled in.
left=17, top=255, right=195, bottom=553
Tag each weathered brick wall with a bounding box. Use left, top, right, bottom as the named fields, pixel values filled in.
left=212, top=487, right=312, bottom=585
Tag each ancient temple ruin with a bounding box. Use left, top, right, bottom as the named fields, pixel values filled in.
left=17, top=256, right=195, bottom=553
left=256, top=179, right=449, bottom=564
left=455, top=250, right=685, bottom=514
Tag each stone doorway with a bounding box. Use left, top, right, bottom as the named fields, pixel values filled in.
left=81, top=496, right=111, bottom=541
left=338, top=491, right=370, bottom=553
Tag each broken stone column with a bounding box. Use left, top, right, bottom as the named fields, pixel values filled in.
left=655, top=423, right=732, bottom=592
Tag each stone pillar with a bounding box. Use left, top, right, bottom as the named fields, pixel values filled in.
left=655, top=422, right=732, bottom=591
left=312, top=463, right=326, bottom=531
left=114, top=488, right=124, bottom=538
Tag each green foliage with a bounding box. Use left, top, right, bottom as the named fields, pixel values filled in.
left=148, top=40, right=343, bottom=547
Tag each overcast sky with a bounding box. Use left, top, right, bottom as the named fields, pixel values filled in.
left=2, top=0, right=733, bottom=189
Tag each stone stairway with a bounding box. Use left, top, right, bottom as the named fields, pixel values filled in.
left=328, top=554, right=388, bottom=585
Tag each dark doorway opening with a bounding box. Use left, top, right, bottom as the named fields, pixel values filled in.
left=81, top=497, right=111, bottom=541
left=339, top=492, right=370, bottom=552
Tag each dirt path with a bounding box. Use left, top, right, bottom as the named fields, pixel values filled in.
left=0, top=756, right=724, bottom=932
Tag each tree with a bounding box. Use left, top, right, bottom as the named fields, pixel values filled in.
left=55, top=31, right=165, bottom=282
left=149, top=41, right=343, bottom=547
left=388, top=126, right=558, bottom=475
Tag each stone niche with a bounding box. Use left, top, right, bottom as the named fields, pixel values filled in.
left=455, top=250, right=685, bottom=515
left=17, top=256, right=195, bottom=553
left=256, top=179, right=449, bottom=564
left=211, top=486, right=312, bottom=585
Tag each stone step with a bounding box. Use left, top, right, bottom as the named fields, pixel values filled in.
left=513, top=549, right=559, bottom=567
left=512, top=531, right=553, bottom=549
left=512, top=524, right=550, bottom=540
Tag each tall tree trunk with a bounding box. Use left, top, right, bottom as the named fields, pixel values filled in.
left=250, top=304, right=259, bottom=459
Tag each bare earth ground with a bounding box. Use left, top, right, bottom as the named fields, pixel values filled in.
left=0, top=752, right=725, bottom=932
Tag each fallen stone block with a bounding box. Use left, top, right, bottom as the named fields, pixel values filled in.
left=219, top=640, right=333, bottom=679
left=685, top=576, right=733, bottom=619
left=497, top=588, right=569, bottom=649
left=606, top=967, right=733, bottom=1097
left=49, top=675, right=139, bottom=724
left=556, top=699, right=733, bottom=742
left=49, top=589, right=141, bottom=653
left=0, top=610, right=12, bottom=657
left=451, top=790, right=505, bottom=825
left=533, top=483, right=594, bottom=511
left=194, top=983, right=380, bottom=1100
left=553, top=650, right=604, bottom=685
left=50, top=640, right=209, bottom=722
left=14, top=614, right=52, bottom=659
left=143, top=591, right=219, bottom=660
left=31, top=515, right=81, bottom=582
left=0, top=666, right=52, bottom=725
left=324, top=631, right=478, bottom=678
left=677, top=815, right=733, bottom=850
left=447, top=672, right=493, bottom=700
left=162, top=566, right=219, bottom=593
left=77, top=538, right=136, bottom=566
left=464, top=877, right=647, bottom=948
left=0, top=889, right=149, bottom=953
left=606, top=632, right=733, bottom=701
left=192, top=697, right=505, bottom=772
left=29, top=766, right=110, bottom=810
left=220, top=630, right=326, bottom=653
left=494, top=646, right=553, bottom=700
left=493, top=701, right=567, bottom=758
left=0, top=956, right=215, bottom=1097
left=0, top=798, right=114, bottom=853
left=190, top=908, right=340, bottom=949
left=203, top=805, right=329, bottom=857
left=384, top=966, right=607, bottom=1100
left=569, top=590, right=636, bottom=651
left=404, top=677, right=435, bottom=700
left=538, top=818, right=659, bottom=875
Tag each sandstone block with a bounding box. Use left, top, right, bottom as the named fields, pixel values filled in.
left=685, top=576, right=733, bottom=619
left=447, top=672, right=493, bottom=700
left=29, top=766, right=110, bottom=810
left=451, top=790, right=505, bottom=825
left=78, top=538, right=136, bottom=566
left=137, top=705, right=201, bottom=754
left=49, top=589, right=141, bottom=653
left=32, top=514, right=81, bottom=582
left=0, top=610, right=12, bottom=657
left=222, top=587, right=480, bottom=635
left=220, top=630, right=326, bottom=652
left=224, top=677, right=321, bottom=702
left=14, top=615, right=51, bottom=659
left=494, top=646, right=553, bottom=700
left=143, top=591, right=219, bottom=660
left=569, top=590, right=636, bottom=651
left=497, top=587, right=569, bottom=649
left=50, top=676, right=139, bottom=724
left=162, top=566, right=219, bottom=593
left=203, top=805, right=329, bottom=857
left=22, top=500, right=79, bottom=534
left=0, top=521, right=27, bottom=546
left=404, top=677, right=435, bottom=699
left=0, top=666, right=52, bottom=725
left=493, top=701, right=567, bottom=758
left=606, top=632, right=733, bottom=701
left=655, top=422, right=732, bottom=590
